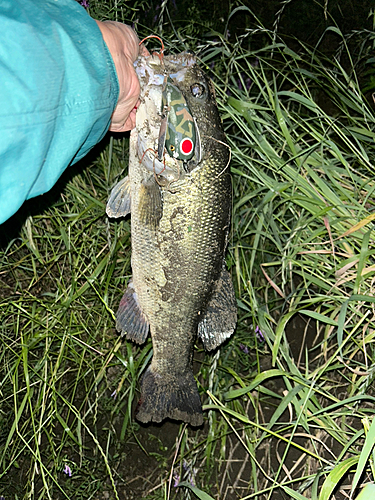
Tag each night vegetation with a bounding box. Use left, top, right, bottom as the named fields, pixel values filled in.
left=1, top=1, right=375, bottom=498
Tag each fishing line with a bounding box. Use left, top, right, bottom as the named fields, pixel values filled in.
left=207, top=137, right=232, bottom=179
left=200, top=135, right=232, bottom=184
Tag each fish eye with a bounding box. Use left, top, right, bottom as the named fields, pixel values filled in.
left=169, top=145, right=175, bottom=151
left=190, top=83, right=205, bottom=98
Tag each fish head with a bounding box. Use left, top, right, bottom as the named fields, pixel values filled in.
left=134, top=53, right=226, bottom=179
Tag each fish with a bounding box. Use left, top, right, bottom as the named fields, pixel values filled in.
left=106, top=52, right=237, bottom=426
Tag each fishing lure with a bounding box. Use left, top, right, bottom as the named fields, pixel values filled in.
left=138, top=35, right=200, bottom=166
left=158, top=76, right=198, bottom=163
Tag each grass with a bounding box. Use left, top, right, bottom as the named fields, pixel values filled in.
left=2, top=0, right=375, bottom=499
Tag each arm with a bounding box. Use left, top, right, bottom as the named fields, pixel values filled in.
left=0, top=0, right=140, bottom=224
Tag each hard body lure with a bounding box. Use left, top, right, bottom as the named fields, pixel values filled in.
left=158, top=76, right=199, bottom=164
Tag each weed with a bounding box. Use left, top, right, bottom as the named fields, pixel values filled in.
left=2, top=1, right=375, bottom=499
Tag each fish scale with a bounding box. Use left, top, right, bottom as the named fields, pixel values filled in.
left=107, top=53, right=237, bottom=425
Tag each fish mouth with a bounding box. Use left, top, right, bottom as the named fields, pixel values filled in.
left=135, top=52, right=196, bottom=83
left=134, top=58, right=180, bottom=179
left=133, top=53, right=199, bottom=181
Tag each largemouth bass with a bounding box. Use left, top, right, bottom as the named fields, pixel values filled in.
left=107, top=52, right=237, bottom=426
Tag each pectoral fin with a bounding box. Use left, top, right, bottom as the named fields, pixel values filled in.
left=198, top=267, right=237, bottom=351
left=138, top=178, right=163, bottom=227
left=116, top=280, right=149, bottom=344
left=106, top=176, right=131, bottom=218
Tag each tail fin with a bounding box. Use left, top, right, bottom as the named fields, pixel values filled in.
left=135, top=366, right=203, bottom=427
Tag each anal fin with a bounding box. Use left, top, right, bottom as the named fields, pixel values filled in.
left=116, top=280, right=149, bottom=344
left=198, top=266, right=237, bottom=351
left=106, top=176, right=131, bottom=218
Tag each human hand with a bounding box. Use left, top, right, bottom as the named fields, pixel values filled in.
left=95, top=21, right=140, bottom=132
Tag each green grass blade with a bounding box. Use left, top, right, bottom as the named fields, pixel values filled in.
left=351, top=417, right=375, bottom=496
left=319, top=457, right=359, bottom=500
left=355, top=484, right=375, bottom=500
left=178, top=482, right=215, bottom=500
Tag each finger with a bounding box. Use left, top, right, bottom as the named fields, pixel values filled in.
left=139, top=44, right=150, bottom=57
left=109, top=97, right=139, bottom=133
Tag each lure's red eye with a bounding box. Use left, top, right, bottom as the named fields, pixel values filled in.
left=180, top=138, right=194, bottom=156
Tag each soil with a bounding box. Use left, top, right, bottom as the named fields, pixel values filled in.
left=108, top=313, right=357, bottom=500
left=0, top=284, right=354, bottom=500
left=91, top=315, right=308, bottom=500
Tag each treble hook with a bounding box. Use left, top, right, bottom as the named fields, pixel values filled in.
left=139, top=35, right=165, bottom=63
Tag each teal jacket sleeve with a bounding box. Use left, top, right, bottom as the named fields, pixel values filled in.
left=0, top=0, right=119, bottom=224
